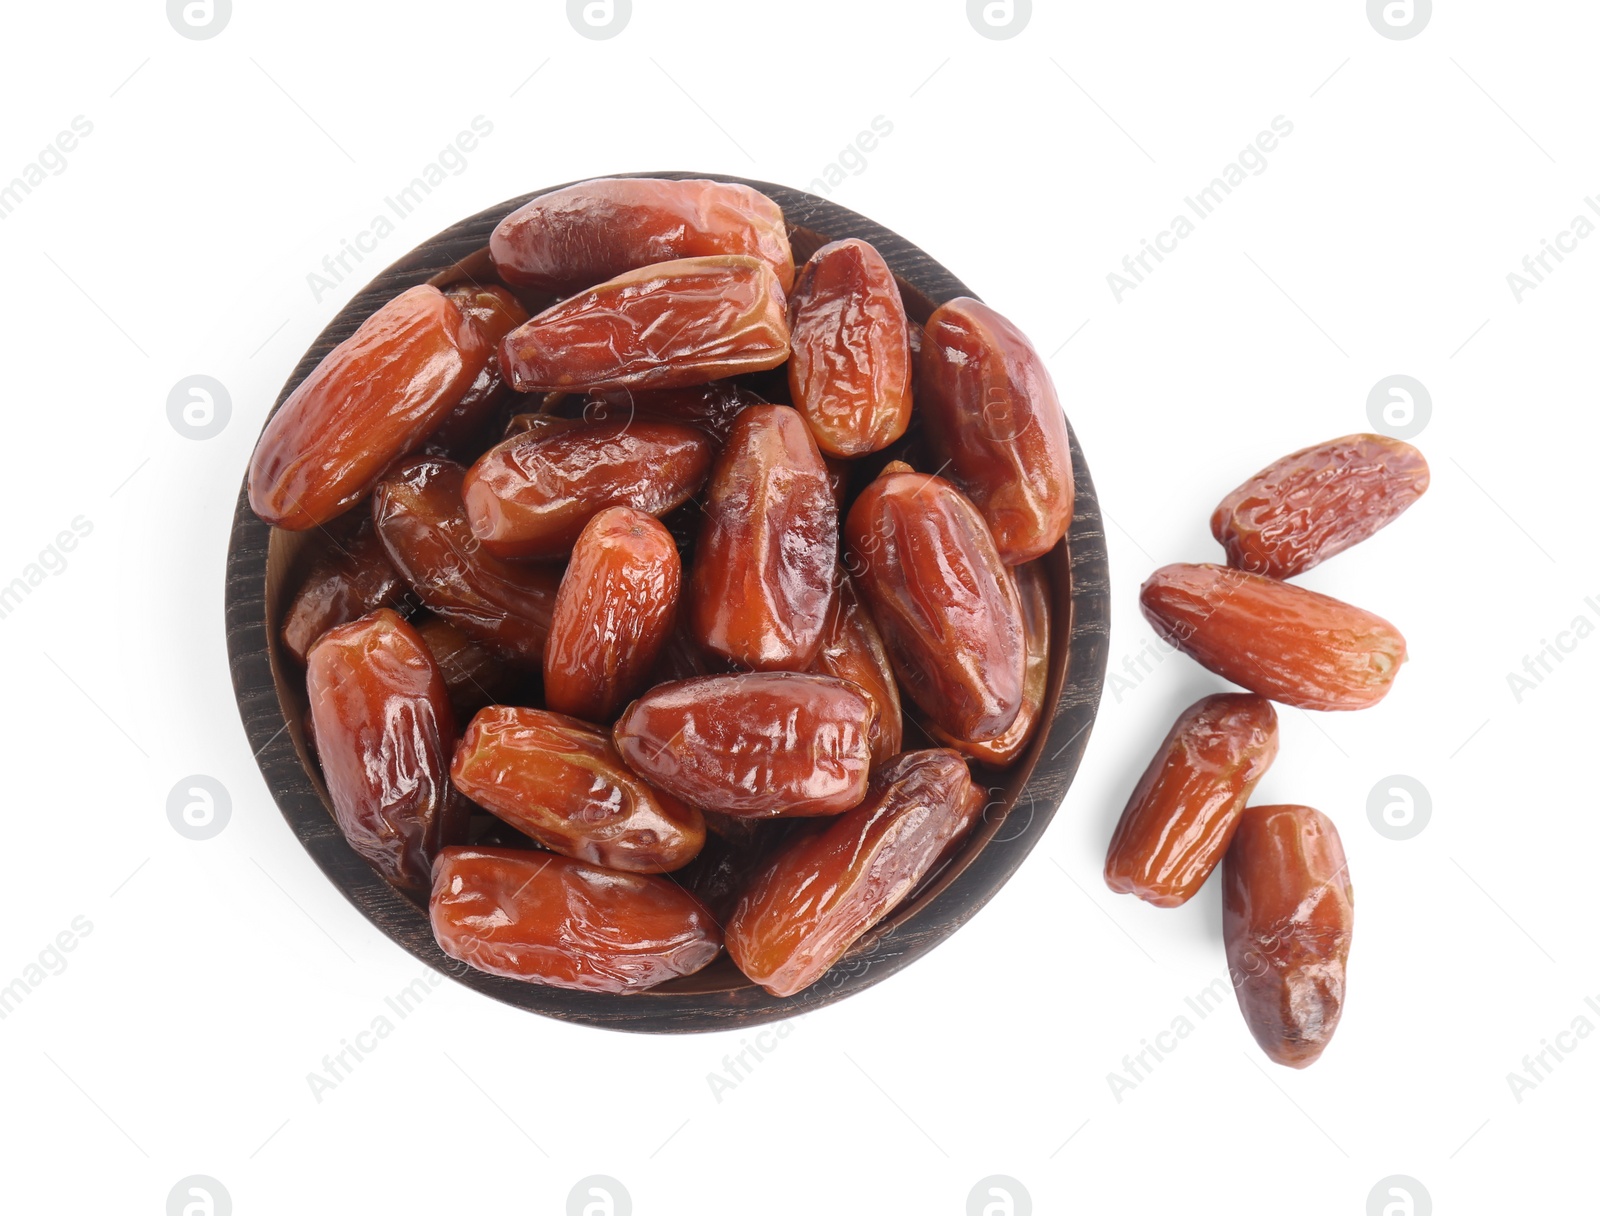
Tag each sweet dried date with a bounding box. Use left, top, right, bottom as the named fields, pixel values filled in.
left=726, top=750, right=983, bottom=997
left=786, top=238, right=912, bottom=457
left=1104, top=694, right=1278, bottom=907
left=544, top=507, right=682, bottom=722
left=372, top=456, right=559, bottom=664
left=280, top=517, right=404, bottom=664
left=499, top=255, right=791, bottom=394
left=1224, top=805, right=1354, bottom=1068
left=845, top=466, right=1026, bottom=740
left=489, top=176, right=794, bottom=294
left=306, top=609, right=464, bottom=889
left=585, top=379, right=762, bottom=446
left=918, top=297, right=1074, bottom=564
left=809, top=572, right=903, bottom=766
left=1211, top=433, right=1430, bottom=578
left=414, top=618, right=511, bottom=720
left=249, top=285, right=488, bottom=529
left=451, top=706, right=704, bottom=873
left=613, top=672, right=876, bottom=817
left=426, top=284, right=531, bottom=455
left=462, top=420, right=712, bottom=560
left=690, top=405, right=837, bottom=670
left=430, top=847, right=722, bottom=993
left=1139, top=563, right=1407, bottom=711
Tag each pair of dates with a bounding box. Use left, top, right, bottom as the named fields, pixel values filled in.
left=251, top=176, right=1074, bottom=998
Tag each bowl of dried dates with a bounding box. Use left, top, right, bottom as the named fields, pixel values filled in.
left=226, top=173, right=1108, bottom=1031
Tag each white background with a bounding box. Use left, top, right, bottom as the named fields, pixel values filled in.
left=1, top=2, right=1594, bottom=1212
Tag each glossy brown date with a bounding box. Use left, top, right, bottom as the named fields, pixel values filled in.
left=429, top=847, right=722, bottom=993
left=809, top=573, right=903, bottom=766
left=845, top=466, right=1026, bottom=740
left=1224, top=805, right=1354, bottom=1068
left=499, top=255, right=791, bottom=395
left=462, top=420, right=713, bottom=560
left=726, top=750, right=983, bottom=997
left=585, top=380, right=763, bottom=446
left=925, top=560, right=1050, bottom=767
left=1104, top=694, right=1278, bottom=907
left=786, top=238, right=912, bottom=457
left=544, top=507, right=682, bottom=722
left=489, top=176, right=794, bottom=294
left=690, top=405, right=837, bottom=670
left=372, top=456, right=559, bottom=664
left=425, top=284, right=531, bottom=455
left=414, top=618, right=511, bottom=720
left=451, top=706, right=704, bottom=873
left=249, top=285, right=487, bottom=530
left=1211, top=433, right=1431, bottom=578
left=306, top=609, right=465, bottom=889
left=1139, top=563, right=1407, bottom=711
left=918, top=297, right=1074, bottom=564
left=613, top=672, right=876, bottom=817
left=280, top=518, right=404, bottom=664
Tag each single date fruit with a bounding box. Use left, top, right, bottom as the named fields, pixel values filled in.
left=429, top=847, right=722, bottom=993
left=613, top=672, right=876, bottom=817
left=809, top=572, right=903, bottom=765
left=499, top=255, right=791, bottom=395
left=1104, top=694, right=1278, bottom=907
left=414, top=618, right=512, bottom=720
left=1223, top=805, right=1354, bottom=1068
left=280, top=518, right=404, bottom=664
left=306, top=609, right=464, bottom=889
left=1139, top=563, right=1407, bottom=711
left=786, top=238, right=912, bottom=457
left=544, top=507, right=682, bottom=722
left=585, top=379, right=763, bottom=446
left=1211, top=433, right=1430, bottom=578
left=726, top=750, right=984, bottom=997
left=425, top=284, right=531, bottom=455
left=690, top=405, right=837, bottom=670
left=918, top=296, right=1073, bottom=564
left=451, top=706, right=704, bottom=873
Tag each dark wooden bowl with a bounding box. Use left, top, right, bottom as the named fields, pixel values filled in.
left=225, top=173, right=1110, bottom=1033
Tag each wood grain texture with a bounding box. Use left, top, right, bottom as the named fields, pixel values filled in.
left=225, top=173, right=1110, bottom=1033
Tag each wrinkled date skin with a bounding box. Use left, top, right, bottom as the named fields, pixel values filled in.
left=499, top=256, right=791, bottom=395
left=926, top=560, right=1051, bottom=767
left=1140, top=563, right=1407, bottom=711
left=1211, top=433, right=1431, bottom=579
left=918, top=297, right=1074, bottom=565
left=613, top=673, right=876, bottom=818
left=1104, top=694, right=1278, bottom=908
left=489, top=176, right=794, bottom=294
left=726, top=750, right=984, bottom=997
left=690, top=405, right=838, bottom=670
left=306, top=609, right=465, bottom=890
left=810, top=573, right=903, bottom=766
left=1224, top=805, right=1354, bottom=1068
left=845, top=467, right=1026, bottom=741
left=544, top=507, right=682, bottom=722
left=372, top=457, right=559, bottom=665
left=427, top=284, right=531, bottom=455
left=786, top=238, right=912, bottom=457
left=585, top=380, right=763, bottom=447
left=451, top=706, right=705, bottom=873
left=414, top=618, right=512, bottom=721
left=462, top=420, right=713, bottom=560
left=250, top=285, right=487, bottom=529
left=281, top=518, right=404, bottom=664
left=429, top=847, right=722, bottom=993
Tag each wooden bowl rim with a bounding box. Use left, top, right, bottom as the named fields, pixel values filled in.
left=224, top=172, right=1110, bottom=1034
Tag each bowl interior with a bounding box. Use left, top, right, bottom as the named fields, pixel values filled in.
left=228, top=174, right=1109, bottom=1031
